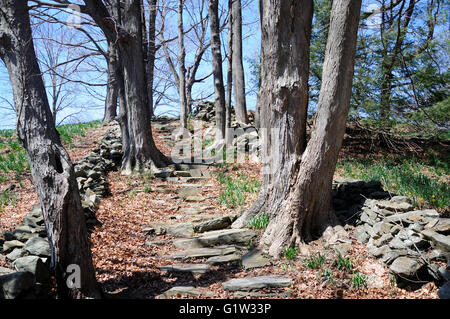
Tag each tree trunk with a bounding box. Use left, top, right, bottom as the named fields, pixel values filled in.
left=84, top=0, right=170, bottom=173
left=231, top=0, right=248, bottom=124
left=233, top=0, right=313, bottom=229
left=258, top=0, right=362, bottom=257
left=178, top=0, right=188, bottom=128
left=0, top=0, right=100, bottom=298
left=225, top=0, right=233, bottom=136
left=209, top=0, right=226, bottom=142
left=103, top=42, right=118, bottom=123
left=147, top=0, right=158, bottom=118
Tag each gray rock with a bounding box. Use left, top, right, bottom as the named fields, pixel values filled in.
left=159, top=263, right=210, bottom=274
left=23, top=237, right=51, bottom=257
left=421, top=229, right=450, bottom=252
left=354, top=226, right=369, bottom=243
left=369, top=245, right=391, bottom=258
left=206, top=254, right=241, bottom=265
left=6, top=248, right=26, bottom=262
left=380, top=249, right=407, bottom=265
left=389, top=256, right=426, bottom=278
left=2, top=240, right=25, bottom=253
left=376, top=200, right=413, bottom=212
left=372, top=222, right=393, bottom=239
left=13, top=256, right=49, bottom=283
left=176, top=186, right=202, bottom=197
left=438, top=281, right=450, bottom=299
left=193, top=216, right=232, bottom=233
left=173, top=229, right=257, bottom=249
left=157, top=286, right=201, bottom=299
left=373, top=233, right=394, bottom=247
left=241, top=249, right=270, bottom=269
left=233, top=291, right=291, bottom=298
left=0, top=272, right=35, bottom=299
left=166, top=223, right=194, bottom=237
left=222, top=276, right=292, bottom=291
left=432, top=218, right=450, bottom=235
left=0, top=267, right=14, bottom=276
left=169, top=246, right=237, bottom=259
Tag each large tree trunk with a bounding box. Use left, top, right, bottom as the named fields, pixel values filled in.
left=103, top=42, right=118, bottom=123
left=231, top=0, right=248, bottom=124
left=0, top=0, right=100, bottom=298
left=233, top=0, right=313, bottom=229
left=257, top=0, right=362, bottom=257
left=225, top=0, right=233, bottom=137
left=84, top=0, right=170, bottom=173
left=209, top=0, right=226, bottom=142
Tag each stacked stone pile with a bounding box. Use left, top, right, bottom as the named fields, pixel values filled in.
left=0, top=123, right=123, bottom=299
left=332, top=178, right=449, bottom=298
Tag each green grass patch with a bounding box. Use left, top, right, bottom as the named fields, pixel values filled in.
left=333, top=252, right=353, bottom=272
left=217, top=172, right=261, bottom=208
left=282, top=247, right=299, bottom=260
left=246, top=212, right=269, bottom=230
left=351, top=272, right=368, bottom=289
left=304, top=252, right=326, bottom=269
left=0, top=121, right=101, bottom=180
left=0, top=189, right=17, bottom=212
left=337, top=156, right=450, bottom=210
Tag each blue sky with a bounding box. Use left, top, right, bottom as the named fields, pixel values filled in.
left=0, top=0, right=261, bottom=129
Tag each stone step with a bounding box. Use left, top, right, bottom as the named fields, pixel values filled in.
left=206, top=254, right=242, bottom=265
left=173, top=229, right=257, bottom=249
left=222, top=276, right=293, bottom=291
left=159, top=263, right=210, bottom=274
left=168, top=246, right=237, bottom=259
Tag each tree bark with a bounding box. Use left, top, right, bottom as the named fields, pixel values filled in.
left=0, top=0, right=100, bottom=298
left=147, top=0, right=158, bottom=118
left=257, top=0, right=362, bottom=257
left=83, top=0, right=170, bottom=173
left=209, top=0, right=226, bottom=142
left=233, top=0, right=313, bottom=229
left=178, top=0, right=188, bottom=128
left=103, top=42, right=118, bottom=123
left=231, top=0, right=248, bottom=124
left=225, top=0, right=233, bottom=136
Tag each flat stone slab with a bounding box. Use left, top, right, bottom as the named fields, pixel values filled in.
left=159, top=263, right=210, bottom=274
left=241, top=249, right=270, bottom=269
left=169, top=246, right=237, bottom=259
left=166, top=223, right=194, bottom=237
left=206, top=254, right=242, bottom=265
left=421, top=229, right=450, bottom=252
left=157, top=286, right=201, bottom=299
left=223, top=276, right=293, bottom=291
left=389, top=256, right=426, bottom=278
left=173, top=229, right=257, bottom=249
left=176, top=187, right=202, bottom=197
left=193, top=216, right=233, bottom=233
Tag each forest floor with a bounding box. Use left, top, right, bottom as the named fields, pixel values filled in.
left=0, top=119, right=448, bottom=299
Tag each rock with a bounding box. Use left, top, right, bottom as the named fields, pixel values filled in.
left=390, top=196, right=412, bottom=205
left=23, top=216, right=43, bottom=228
left=166, top=223, right=194, bottom=237
left=13, top=256, right=49, bottom=283
left=380, top=249, right=407, bottom=265
left=0, top=267, right=14, bottom=276
left=169, top=246, right=237, bottom=259
left=6, top=248, right=25, bottom=262
left=222, top=276, right=292, bottom=291
left=438, top=281, right=450, bottom=299
left=421, top=229, right=450, bottom=252
left=376, top=199, right=413, bottom=212
left=176, top=186, right=202, bottom=197
left=371, top=222, right=393, bottom=239
left=23, top=237, right=51, bottom=257
left=389, top=257, right=426, bottom=279
left=241, top=249, right=270, bottom=269
left=432, top=218, right=450, bottom=235
left=157, top=286, right=201, bottom=299
left=0, top=272, right=35, bottom=299
left=373, top=233, right=394, bottom=247
left=159, top=263, right=210, bottom=274
left=369, top=245, right=391, bottom=258
left=28, top=205, right=42, bottom=218
left=233, top=291, right=291, bottom=298
left=2, top=240, right=25, bottom=253
left=206, top=254, right=241, bottom=265
left=386, top=209, right=439, bottom=225
left=173, top=229, right=257, bottom=249
left=184, top=196, right=206, bottom=203
left=143, top=226, right=166, bottom=236
left=193, top=216, right=232, bottom=233
left=322, top=225, right=349, bottom=245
